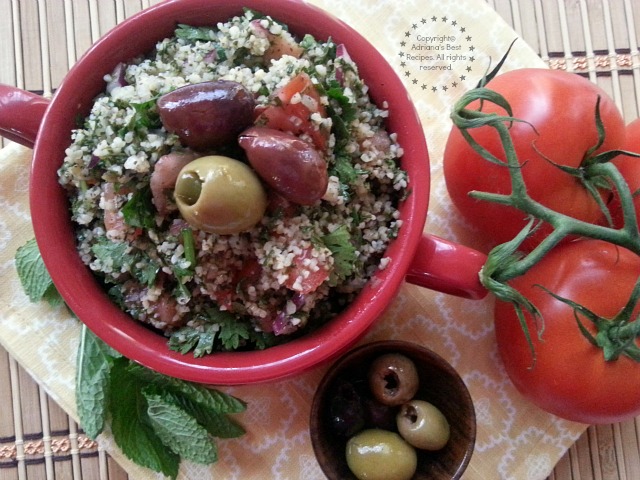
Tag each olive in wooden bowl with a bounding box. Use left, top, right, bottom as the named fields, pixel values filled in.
left=310, top=340, right=476, bottom=480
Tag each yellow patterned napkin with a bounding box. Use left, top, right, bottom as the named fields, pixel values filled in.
left=0, top=1, right=589, bottom=479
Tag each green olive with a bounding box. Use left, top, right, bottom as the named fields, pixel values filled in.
left=397, top=400, right=450, bottom=451
left=174, top=155, right=267, bottom=234
left=346, top=429, right=417, bottom=480
left=174, top=171, right=202, bottom=206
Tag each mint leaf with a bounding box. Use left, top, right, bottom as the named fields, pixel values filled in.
left=144, top=389, right=218, bottom=464
left=42, top=284, right=64, bottom=307
left=76, top=326, right=118, bottom=439
left=157, top=389, right=245, bottom=439
left=322, top=225, right=358, bottom=281
left=15, top=238, right=62, bottom=305
left=126, top=363, right=246, bottom=414
left=109, top=358, right=180, bottom=479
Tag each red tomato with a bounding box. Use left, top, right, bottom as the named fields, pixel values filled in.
left=494, top=239, right=640, bottom=424
left=610, top=118, right=640, bottom=228
left=284, top=247, right=330, bottom=294
left=444, top=69, right=626, bottom=250
left=257, top=72, right=329, bottom=150
left=215, top=257, right=263, bottom=309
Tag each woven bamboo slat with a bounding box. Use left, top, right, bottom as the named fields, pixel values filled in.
left=1, top=1, right=640, bottom=479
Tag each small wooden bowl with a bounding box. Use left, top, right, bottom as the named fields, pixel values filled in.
left=310, top=340, right=476, bottom=479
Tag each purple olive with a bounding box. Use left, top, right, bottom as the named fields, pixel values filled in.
left=364, top=397, right=398, bottom=431
left=238, top=126, right=328, bottom=205
left=368, top=354, right=419, bottom=406
left=327, top=379, right=365, bottom=437
left=157, top=80, right=255, bottom=151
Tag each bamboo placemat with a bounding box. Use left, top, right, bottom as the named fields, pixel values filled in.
left=1, top=1, right=640, bottom=479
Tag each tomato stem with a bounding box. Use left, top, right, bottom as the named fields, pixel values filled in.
left=452, top=87, right=640, bottom=277
left=451, top=79, right=640, bottom=362
left=538, top=278, right=640, bottom=361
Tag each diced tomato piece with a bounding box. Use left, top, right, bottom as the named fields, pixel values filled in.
left=258, top=105, right=328, bottom=151
left=266, top=190, right=299, bottom=217
left=284, top=248, right=330, bottom=294
left=236, top=256, right=262, bottom=284
left=277, top=73, right=315, bottom=103
left=256, top=73, right=329, bottom=151
left=214, top=257, right=264, bottom=310
left=213, top=289, right=235, bottom=310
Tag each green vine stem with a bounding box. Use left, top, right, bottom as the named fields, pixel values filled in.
left=451, top=83, right=640, bottom=362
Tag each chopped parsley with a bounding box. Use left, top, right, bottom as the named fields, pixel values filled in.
left=122, top=186, right=156, bottom=230
left=321, top=225, right=358, bottom=283
left=169, top=308, right=277, bottom=357
left=91, top=238, right=159, bottom=286
left=175, top=24, right=215, bottom=42
left=130, top=98, right=162, bottom=130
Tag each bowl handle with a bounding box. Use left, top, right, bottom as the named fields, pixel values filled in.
left=406, top=234, right=488, bottom=300
left=0, top=84, right=50, bottom=148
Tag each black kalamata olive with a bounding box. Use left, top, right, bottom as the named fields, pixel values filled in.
left=368, top=353, right=419, bottom=406
left=238, top=126, right=328, bottom=205
left=364, top=397, right=398, bottom=431
left=327, top=380, right=365, bottom=437
left=157, top=80, right=255, bottom=151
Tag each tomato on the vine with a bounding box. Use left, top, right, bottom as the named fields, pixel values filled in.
left=494, top=239, right=640, bottom=424
left=444, top=68, right=626, bottom=250
left=610, top=118, right=640, bottom=228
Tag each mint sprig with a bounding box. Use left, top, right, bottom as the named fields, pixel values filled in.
left=15, top=238, right=247, bottom=479
left=76, top=326, right=119, bottom=439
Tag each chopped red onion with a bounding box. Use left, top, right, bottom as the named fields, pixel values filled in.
left=88, top=155, right=100, bottom=169
left=291, top=293, right=306, bottom=309
left=169, top=218, right=190, bottom=236
left=203, top=50, right=217, bottom=63
left=272, top=312, right=299, bottom=336
left=336, top=43, right=351, bottom=61
left=335, top=44, right=351, bottom=87
left=105, top=63, right=128, bottom=94
left=249, top=19, right=270, bottom=38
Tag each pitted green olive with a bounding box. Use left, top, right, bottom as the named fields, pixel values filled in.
left=346, top=429, right=417, bottom=480
left=174, top=155, right=267, bottom=234
left=397, top=400, right=450, bottom=451
left=175, top=171, right=202, bottom=206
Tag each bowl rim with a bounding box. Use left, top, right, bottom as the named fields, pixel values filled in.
left=30, top=0, right=431, bottom=385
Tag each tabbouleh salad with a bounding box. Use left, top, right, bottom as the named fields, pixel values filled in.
left=58, top=9, right=408, bottom=356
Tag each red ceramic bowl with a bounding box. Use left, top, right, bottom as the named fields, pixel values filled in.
left=0, top=0, right=487, bottom=384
